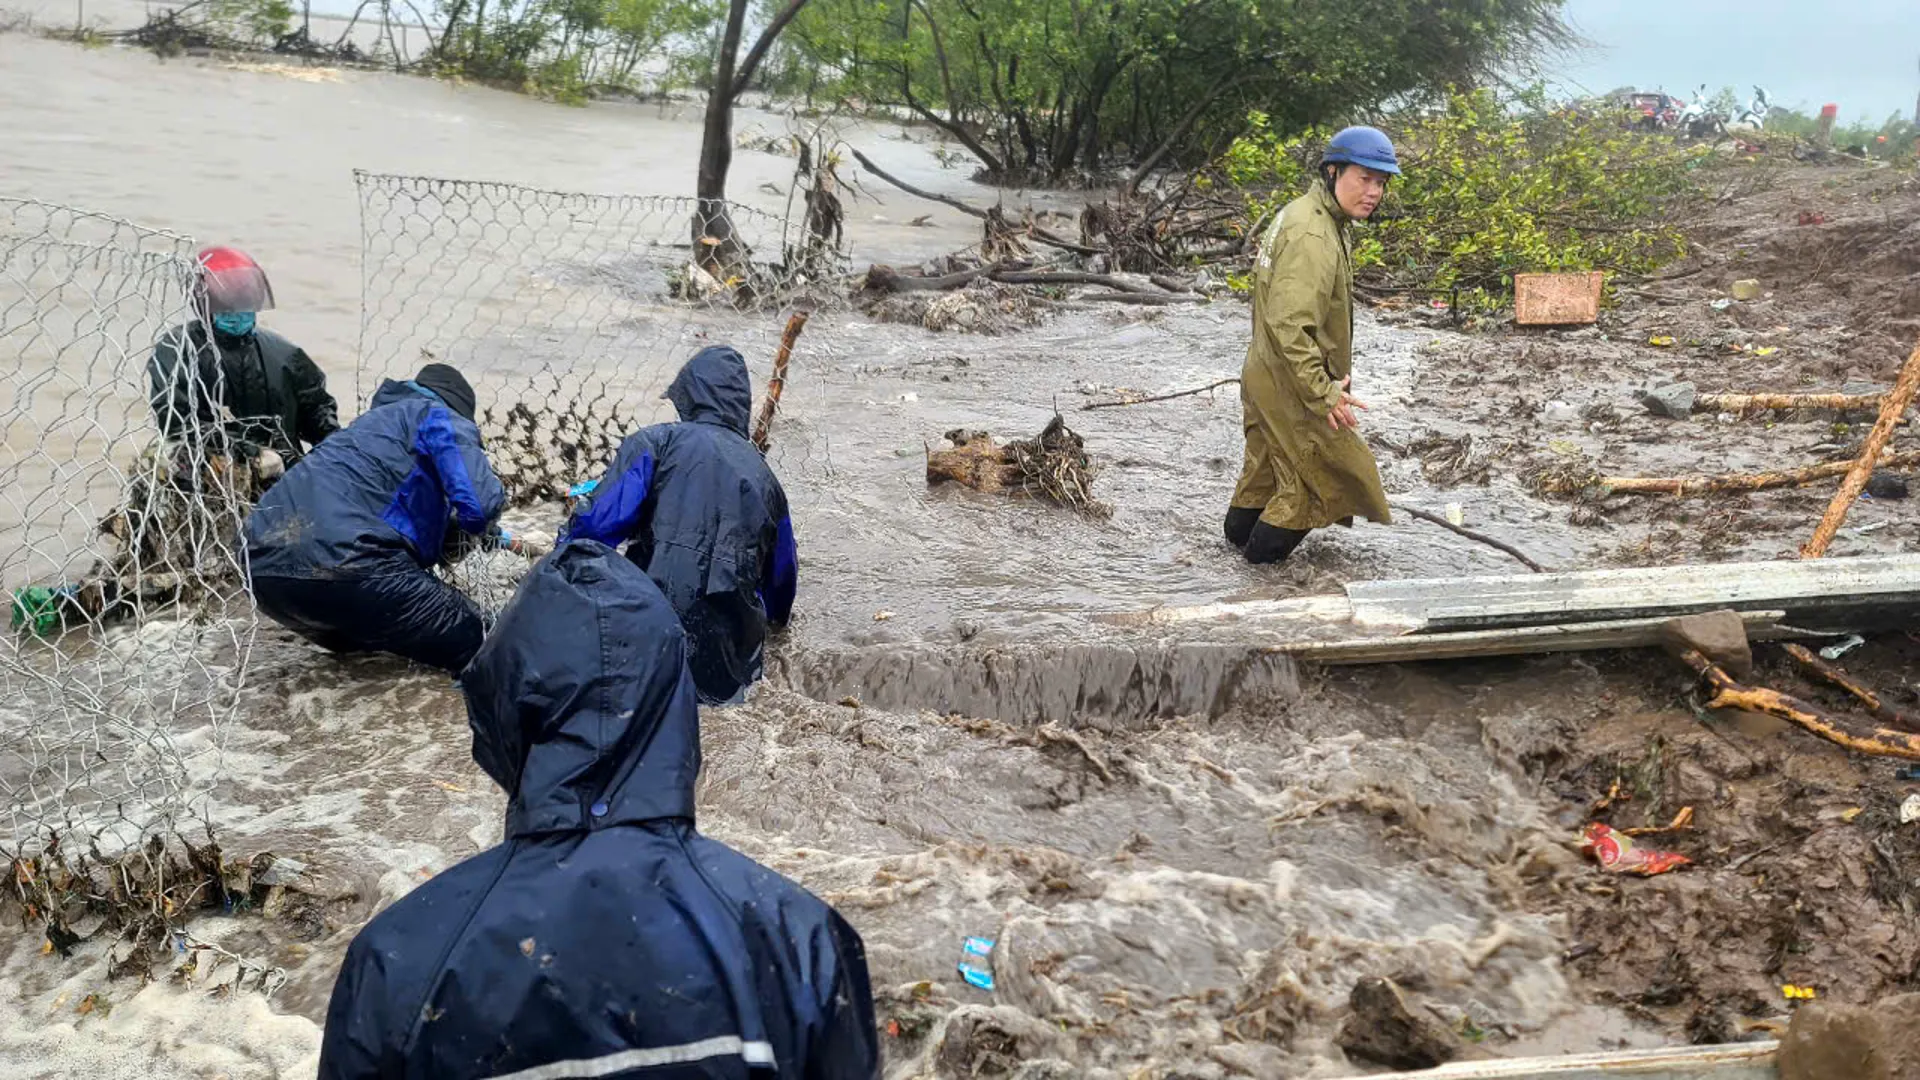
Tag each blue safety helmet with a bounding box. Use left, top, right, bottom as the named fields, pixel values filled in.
left=1322, top=126, right=1401, bottom=176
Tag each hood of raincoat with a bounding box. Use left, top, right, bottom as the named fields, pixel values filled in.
left=461, top=539, right=701, bottom=837
left=664, top=345, right=752, bottom=436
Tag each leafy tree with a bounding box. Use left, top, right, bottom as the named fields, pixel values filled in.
left=1220, top=88, right=1705, bottom=311
left=780, top=0, right=1571, bottom=185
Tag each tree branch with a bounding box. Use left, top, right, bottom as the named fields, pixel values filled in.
left=730, top=0, right=810, bottom=100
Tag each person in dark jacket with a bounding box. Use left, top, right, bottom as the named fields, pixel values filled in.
left=149, top=246, right=338, bottom=472
left=242, top=363, right=507, bottom=672
left=563, top=345, right=797, bottom=704
left=317, top=539, right=880, bottom=1080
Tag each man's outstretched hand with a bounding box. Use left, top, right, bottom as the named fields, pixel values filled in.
left=1327, top=376, right=1368, bottom=431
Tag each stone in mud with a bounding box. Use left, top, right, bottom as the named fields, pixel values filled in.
left=1337, top=976, right=1462, bottom=1071
left=1866, top=472, right=1909, bottom=500
left=1638, top=381, right=1697, bottom=419
left=1659, top=610, right=1753, bottom=680
left=1779, top=993, right=1920, bottom=1080
left=934, top=1005, right=1067, bottom=1076
left=1731, top=279, right=1763, bottom=301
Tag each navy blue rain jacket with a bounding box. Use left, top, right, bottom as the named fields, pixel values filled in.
left=563, top=346, right=797, bottom=703
left=244, top=379, right=506, bottom=579
left=317, top=540, right=879, bottom=1080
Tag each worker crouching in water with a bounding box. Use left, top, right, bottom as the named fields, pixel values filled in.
left=149, top=246, right=339, bottom=484
left=318, top=540, right=879, bottom=1080
left=1224, top=126, right=1399, bottom=564
left=241, top=363, right=510, bottom=672
left=563, top=345, right=797, bottom=705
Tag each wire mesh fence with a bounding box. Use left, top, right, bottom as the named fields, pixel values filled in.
left=354, top=171, right=848, bottom=613
left=0, top=198, right=260, bottom=872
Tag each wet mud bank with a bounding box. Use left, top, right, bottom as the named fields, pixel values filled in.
left=766, top=640, right=1302, bottom=727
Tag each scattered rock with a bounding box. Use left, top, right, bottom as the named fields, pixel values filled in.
left=1638, top=381, right=1697, bottom=419
left=1731, top=279, right=1763, bottom=301
left=1659, top=610, right=1753, bottom=680
left=1866, top=472, right=1909, bottom=500
left=1338, top=977, right=1462, bottom=1071
left=1779, top=993, right=1920, bottom=1080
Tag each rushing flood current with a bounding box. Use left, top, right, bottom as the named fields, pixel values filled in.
left=0, top=31, right=1677, bottom=1078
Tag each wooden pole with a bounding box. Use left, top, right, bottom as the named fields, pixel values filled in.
left=1801, top=336, right=1920, bottom=558
left=1602, top=449, right=1920, bottom=496
left=751, top=310, right=811, bottom=454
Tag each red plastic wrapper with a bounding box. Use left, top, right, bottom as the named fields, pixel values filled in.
left=1582, top=823, right=1691, bottom=876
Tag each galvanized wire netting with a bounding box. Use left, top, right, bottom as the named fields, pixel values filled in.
left=0, top=198, right=258, bottom=864
left=354, top=172, right=847, bottom=613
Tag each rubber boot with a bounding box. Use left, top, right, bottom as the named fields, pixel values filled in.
left=1243, top=521, right=1309, bottom=565
left=1223, top=506, right=1262, bottom=549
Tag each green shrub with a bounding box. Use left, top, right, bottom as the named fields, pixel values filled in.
left=1218, top=88, right=1707, bottom=312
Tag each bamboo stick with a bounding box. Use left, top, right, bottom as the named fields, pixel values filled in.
left=1801, top=337, right=1920, bottom=558
left=751, top=310, right=810, bottom=454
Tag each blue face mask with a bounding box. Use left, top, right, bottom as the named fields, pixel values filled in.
left=211, top=311, right=256, bottom=337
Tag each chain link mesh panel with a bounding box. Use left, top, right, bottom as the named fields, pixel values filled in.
left=0, top=199, right=262, bottom=865
left=354, top=172, right=847, bottom=614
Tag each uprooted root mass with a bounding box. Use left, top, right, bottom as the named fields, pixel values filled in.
left=926, top=416, right=1108, bottom=516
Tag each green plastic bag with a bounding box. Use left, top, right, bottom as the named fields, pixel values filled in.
left=10, top=585, right=70, bottom=637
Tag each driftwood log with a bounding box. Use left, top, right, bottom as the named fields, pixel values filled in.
left=1695, top=391, right=1887, bottom=415
left=1780, top=643, right=1920, bottom=733
left=1676, top=647, right=1920, bottom=760
left=1602, top=449, right=1920, bottom=496
left=862, top=262, right=1202, bottom=307
left=926, top=416, right=1106, bottom=515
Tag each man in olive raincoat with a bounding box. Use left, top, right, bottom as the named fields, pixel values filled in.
left=1224, top=126, right=1400, bottom=564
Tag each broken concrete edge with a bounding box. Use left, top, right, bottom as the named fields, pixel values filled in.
left=1127, top=553, right=1920, bottom=639
left=1275, top=610, right=1793, bottom=666
left=1336, top=1039, right=1778, bottom=1079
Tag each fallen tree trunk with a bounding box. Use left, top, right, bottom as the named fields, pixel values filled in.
left=859, top=263, right=1202, bottom=305
left=1801, top=336, right=1920, bottom=558
left=1602, top=449, right=1920, bottom=496
left=991, top=269, right=1166, bottom=294
left=861, top=263, right=991, bottom=293
left=1076, top=291, right=1204, bottom=306
left=1676, top=647, right=1920, bottom=760
left=1694, top=391, right=1886, bottom=414
left=1780, top=642, right=1920, bottom=733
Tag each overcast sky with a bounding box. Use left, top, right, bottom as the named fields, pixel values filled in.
left=1549, top=0, right=1918, bottom=123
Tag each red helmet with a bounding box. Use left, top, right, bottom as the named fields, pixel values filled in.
left=195, top=246, right=276, bottom=314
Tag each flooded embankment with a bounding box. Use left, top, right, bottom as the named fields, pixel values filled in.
left=4, top=30, right=1916, bottom=1078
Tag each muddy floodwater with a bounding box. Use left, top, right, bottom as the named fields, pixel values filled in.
left=6, top=29, right=1912, bottom=1080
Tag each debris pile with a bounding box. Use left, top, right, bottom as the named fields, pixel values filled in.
left=925, top=417, right=1107, bottom=517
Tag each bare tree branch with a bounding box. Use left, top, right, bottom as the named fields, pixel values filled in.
left=731, top=0, right=811, bottom=100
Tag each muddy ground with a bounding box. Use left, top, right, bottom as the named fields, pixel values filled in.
left=3, top=154, right=1917, bottom=1076
left=1379, top=158, right=1919, bottom=569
